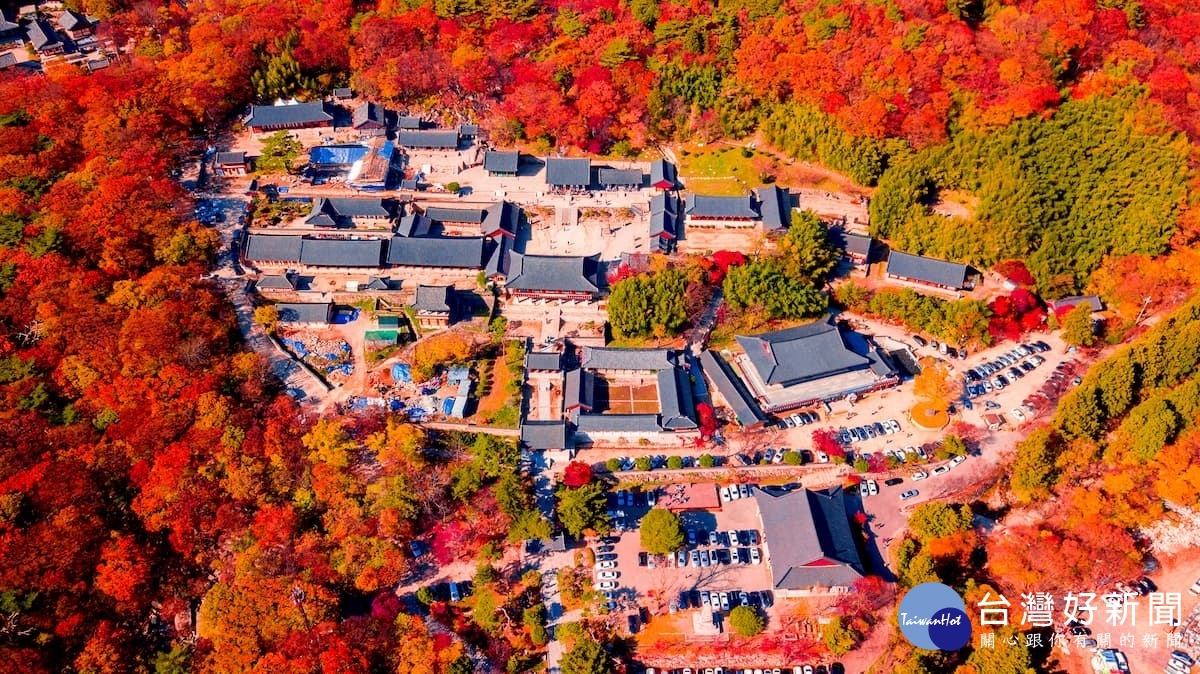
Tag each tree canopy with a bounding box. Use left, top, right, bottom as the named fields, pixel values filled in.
left=729, top=605, right=766, bottom=637
left=639, top=508, right=684, bottom=554
left=607, top=269, right=688, bottom=340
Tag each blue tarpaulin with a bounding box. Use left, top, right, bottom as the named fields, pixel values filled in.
left=309, top=144, right=369, bottom=166
left=441, top=398, right=455, bottom=415
left=407, top=409, right=427, bottom=421
left=392, top=363, right=412, bottom=383
left=389, top=399, right=404, bottom=411
left=340, top=342, right=352, bottom=352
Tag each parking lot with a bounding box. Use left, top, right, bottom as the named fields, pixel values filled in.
left=590, top=486, right=775, bottom=625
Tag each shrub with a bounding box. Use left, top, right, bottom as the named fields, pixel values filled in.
left=784, top=451, right=803, bottom=465
left=667, top=455, right=683, bottom=469
left=605, top=458, right=621, bottom=472
left=729, top=605, right=766, bottom=637
left=698, top=454, right=715, bottom=468
left=640, top=508, right=684, bottom=554
left=635, top=456, right=652, bottom=471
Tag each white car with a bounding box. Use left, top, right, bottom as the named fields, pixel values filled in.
left=597, top=580, right=617, bottom=590
left=729, top=484, right=742, bottom=500
left=950, top=454, right=967, bottom=466
left=597, top=571, right=619, bottom=580
left=1011, top=408, right=1026, bottom=422
left=816, top=451, right=829, bottom=463
left=863, top=479, right=879, bottom=496
left=720, top=486, right=733, bottom=502
left=597, top=560, right=617, bottom=569
left=912, top=470, right=929, bottom=481
left=750, top=547, right=762, bottom=564
left=739, top=484, right=751, bottom=499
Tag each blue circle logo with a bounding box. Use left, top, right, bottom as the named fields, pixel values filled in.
left=897, top=582, right=972, bottom=651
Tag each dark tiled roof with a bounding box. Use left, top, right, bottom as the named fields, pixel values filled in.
left=0, top=12, right=19, bottom=34
left=520, top=421, right=569, bottom=450
left=736, top=320, right=872, bottom=386
left=412, top=285, right=453, bottom=313
left=483, top=235, right=511, bottom=277
left=525, top=351, right=562, bottom=371
left=505, top=253, right=599, bottom=294
left=658, top=368, right=698, bottom=430
left=304, top=197, right=391, bottom=227
left=1049, top=295, right=1104, bottom=312
left=397, top=129, right=459, bottom=149
left=0, top=53, right=17, bottom=70
left=649, top=193, right=679, bottom=239
left=842, top=233, right=873, bottom=259
left=276, top=302, right=334, bottom=324
left=459, top=123, right=478, bottom=135
left=352, top=101, right=386, bottom=128
left=581, top=347, right=675, bottom=372
left=245, top=102, right=333, bottom=129
left=545, top=158, right=591, bottom=187
left=397, top=116, right=422, bottom=130
left=395, top=214, right=434, bottom=237
left=426, top=207, right=486, bottom=224
left=755, top=487, right=863, bottom=590
left=564, top=369, right=594, bottom=411
left=27, top=21, right=60, bottom=50
left=387, top=236, right=486, bottom=269
left=650, top=159, right=677, bottom=189
left=699, top=350, right=763, bottom=427
left=685, top=194, right=757, bottom=219
left=245, top=234, right=303, bottom=263
left=597, top=168, right=643, bottom=187
left=366, top=277, right=393, bottom=290
left=332, top=87, right=353, bottom=99
left=755, top=185, right=792, bottom=231
left=215, top=151, right=246, bottom=165
left=299, top=238, right=386, bottom=267
left=484, top=150, right=519, bottom=174
left=886, top=251, right=970, bottom=289
left=575, top=414, right=662, bottom=433
left=256, top=273, right=296, bottom=290
left=58, top=10, right=90, bottom=31
left=85, top=57, right=110, bottom=72
left=482, top=201, right=519, bottom=238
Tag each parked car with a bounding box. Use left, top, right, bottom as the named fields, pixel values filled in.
left=599, top=560, right=617, bottom=569
left=884, top=477, right=903, bottom=487
left=862, top=479, right=878, bottom=496
left=913, top=335, right=928, bottom=346
left=899, top=489, right=919, bottom=500
left=739, top=484, right=751, bottom=499
left=950, top=454, right=967, bottom=466
left=750, top=547, right=762, bottom=564
left=816, top=451, right=829, bottom=463
left=597, top=571, right=619, bottom=580
left=598, top=580, right=617, bottom=590
left=687, top=528, right=697, bottom=546
left=932, top=465, right=950, bottom=476
left=720, top=486, right=733, bottom=502
left=912, top=470, right=929, bottom=481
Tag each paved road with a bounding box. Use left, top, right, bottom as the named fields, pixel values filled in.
left=198, top=195, right=332, bottom=405
left=420, top=421, right=520, bottom=437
